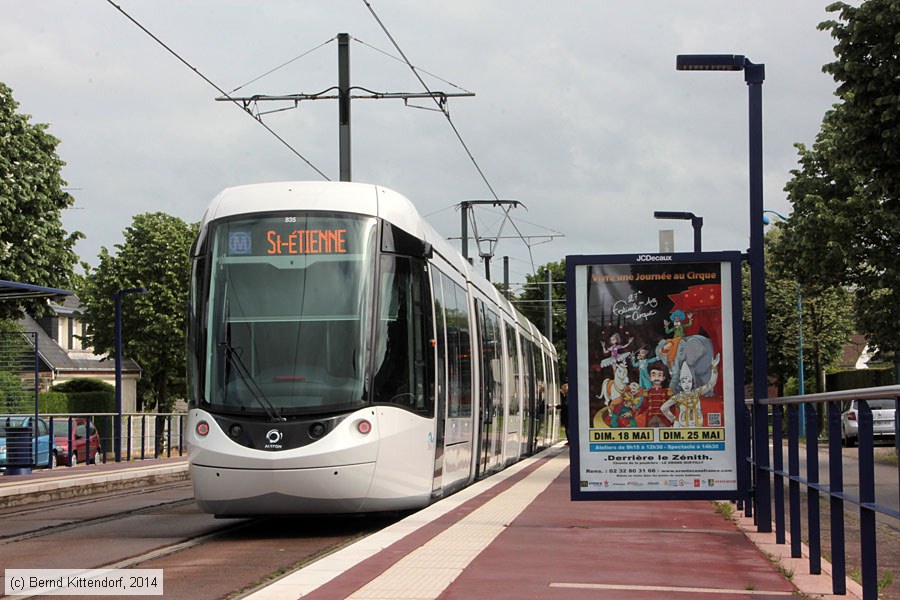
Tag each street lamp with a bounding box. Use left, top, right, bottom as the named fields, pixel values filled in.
left=114, top=286, right=147, bottom=462
left=763, top=210, right=806, bottom=437
left=654, top=211, right=703, bottom=252
left=677, top=53, right=771, bottom=531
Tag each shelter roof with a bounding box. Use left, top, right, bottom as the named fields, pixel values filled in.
left=0, top=279, right=72, bottom=301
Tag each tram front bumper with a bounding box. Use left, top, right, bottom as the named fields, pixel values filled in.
left=191, top=461, right=376, bottom=515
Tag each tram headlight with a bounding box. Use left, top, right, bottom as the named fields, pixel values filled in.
left=356, top=419, right=372, bottom=435
left=229, top=423, right=243, bottom=438
left=196, top=421, right=210, bottom=437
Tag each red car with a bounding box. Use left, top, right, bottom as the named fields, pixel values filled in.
left=52, top=419, right=102, bottom=467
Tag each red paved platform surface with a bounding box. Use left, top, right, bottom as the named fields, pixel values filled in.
left=301, top=450, right=800, bottom=600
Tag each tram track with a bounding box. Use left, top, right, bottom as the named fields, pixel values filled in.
left=0, top=480, right=191, bottom=520
left=0, top=497, right=197, bottom=545
left=0, top=476, right=405, bottom=600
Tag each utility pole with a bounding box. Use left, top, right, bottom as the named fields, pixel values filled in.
left=218, top=33, right=474, bottom=181
left=338, top=33, right=351, bottom=181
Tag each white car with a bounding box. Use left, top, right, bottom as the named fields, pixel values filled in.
left=840, top=398, right=897, bottom=447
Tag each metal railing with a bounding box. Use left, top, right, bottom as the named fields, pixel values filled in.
left=2, top=412, right=187, bottom=468
left=745, top=385, right=900, bottom=600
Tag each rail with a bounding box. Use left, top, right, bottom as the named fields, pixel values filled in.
left=745, top=385, right=900, bottom=600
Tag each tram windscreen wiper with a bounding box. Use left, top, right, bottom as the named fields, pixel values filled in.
left=219, top=339, right=286, bottom=423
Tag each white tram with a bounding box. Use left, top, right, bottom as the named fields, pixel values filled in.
left=186, top=182, right=559, bottom=516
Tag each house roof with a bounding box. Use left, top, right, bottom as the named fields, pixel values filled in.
left=17, top=313, right=141, bottom=375
left=0, top=279, right=73, bottom=301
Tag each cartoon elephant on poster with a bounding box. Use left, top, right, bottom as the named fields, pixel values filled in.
left=655, top=335, right=716, bottom=395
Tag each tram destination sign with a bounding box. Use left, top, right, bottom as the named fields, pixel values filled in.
left=565, top=252, right=748, bottom=501
left=222, top=214, right=373, bottom=257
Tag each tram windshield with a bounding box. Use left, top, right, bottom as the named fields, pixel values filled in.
left=201, top=213, right=378, bottom=416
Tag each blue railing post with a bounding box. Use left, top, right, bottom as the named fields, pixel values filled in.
left=805, top=403, right=821, bottom=575
left=772, top=404, right=785, bottom=544
left=857, top=400, right=877, bottom=600
left=126, top=415, right=132, bottom=462
left=787, top=404, right=802, bottom=559
left=140, top=415, right=146, bottom=461
left=827, top=399, right=846, bottom=595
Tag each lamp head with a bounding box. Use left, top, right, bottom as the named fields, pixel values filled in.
left=654, top=211, right=694, bottom=221
left=676, top=54, right=746, bottom=71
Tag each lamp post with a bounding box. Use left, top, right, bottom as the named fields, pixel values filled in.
left=654, top=211, right=703, bottom=252
left=763, top=209, right=806, bottom=438
left=114, top=287, right=147, bottom=462
left=677, top=53, right=771, bottom=531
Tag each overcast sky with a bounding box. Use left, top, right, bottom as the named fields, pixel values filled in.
left=4, top=1, right=840, bottom=287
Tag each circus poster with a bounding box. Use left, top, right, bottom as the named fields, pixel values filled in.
left=567, top=253, right=747, bottom=500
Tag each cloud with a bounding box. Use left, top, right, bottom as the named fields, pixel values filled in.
left=3, top=0, right=838, bottom=274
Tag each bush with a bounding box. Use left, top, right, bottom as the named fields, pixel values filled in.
left=67, top=391, right=115, bottom=414
left=826, top=367, right=895, bottom=391
left=39, top=391, right=69, bottom=414
left=50, top=378, right=115, bottom=394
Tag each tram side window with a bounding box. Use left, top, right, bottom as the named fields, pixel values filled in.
left=188, top=255, right=208, bottom=407
left=432, top=272, right=446, bottom=412
left=522, top=337, right=535, bottom=413
left=534, top=344, right=546, bottom=415
left=371, top=256, right=432, bottom=416
left=505, top=323, right=520, bottom=416
left=443, top=279, right=472, bottom=418
left=478, top=302, right=503, bottom=416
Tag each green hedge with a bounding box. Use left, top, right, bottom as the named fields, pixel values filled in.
left=66, top=391, right=115, bottom=414
left=50, top=378, right=115, bottom=394
left=826, top=367, right=895, bottom=392
left=39, top=391, right=69, bottom=413
left=48, top=378, right=116, bottom=415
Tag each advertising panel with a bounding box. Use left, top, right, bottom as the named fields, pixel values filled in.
left=566, top=252, right=748, bottom=501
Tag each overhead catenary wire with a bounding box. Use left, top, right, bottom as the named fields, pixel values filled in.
left=351, top=37, right=474, bottom=96
left=105, top=0, right=330, bottom=181
left=361, top=1, right=560, bottom=276
left=361, top=0, right=498, bottom=200
left=229, top=37, right=337, bottom=94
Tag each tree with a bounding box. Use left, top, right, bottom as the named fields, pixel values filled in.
left=743, top=228, right=855, bottom=397
left=512, top=260, right=567, bottom=376
left=787, top=1, right=900, bottom=377
left=0, top=83, right=81, bottom=318
left=80, top=213, right=198, bottom=415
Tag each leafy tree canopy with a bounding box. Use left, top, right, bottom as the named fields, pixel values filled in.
left=80, top=213, right=198, bottom=412
left=745, top=228, right=855, bottom=396
left=0, top=83, right=82, bottom=318
left=780, top=1, right=900, bottom=362
left=513, top=260, right=567, bottom=376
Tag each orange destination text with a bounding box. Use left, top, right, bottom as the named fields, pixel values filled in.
left=266, top=229, right=347, bottom=255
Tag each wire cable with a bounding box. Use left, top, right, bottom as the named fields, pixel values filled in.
left=105, top=0, right=330, bottom=180
left=361, top=1, right=558, bottom=275
left=351, top=37, right=474, bottom=95
left=229, top=37, right=336, bottom=94
left=361, top=0, right=498, bottom=201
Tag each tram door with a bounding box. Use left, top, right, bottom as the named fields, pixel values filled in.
left=522, top=338, right=536, bottom=455
left=475, top=301, right=503, bottom=477
left=431, top=269, right=474, bottom=492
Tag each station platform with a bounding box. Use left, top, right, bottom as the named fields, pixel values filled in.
left=0, top=455, right=188, bottom=508
left=0, top=448, right=862, bottom=599
left=246, top=445, right=862, bottom=600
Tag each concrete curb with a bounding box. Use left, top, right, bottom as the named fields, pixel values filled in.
left=734, top=511, right=864, bottom=600
left=0, top=460, right=189, bottom=509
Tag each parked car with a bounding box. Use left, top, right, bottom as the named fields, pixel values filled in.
left=840, top=398, right=897, bottom=447
left=52, top=418, right=102, bottom=467
left=0, top=416, right=56, bottom=470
